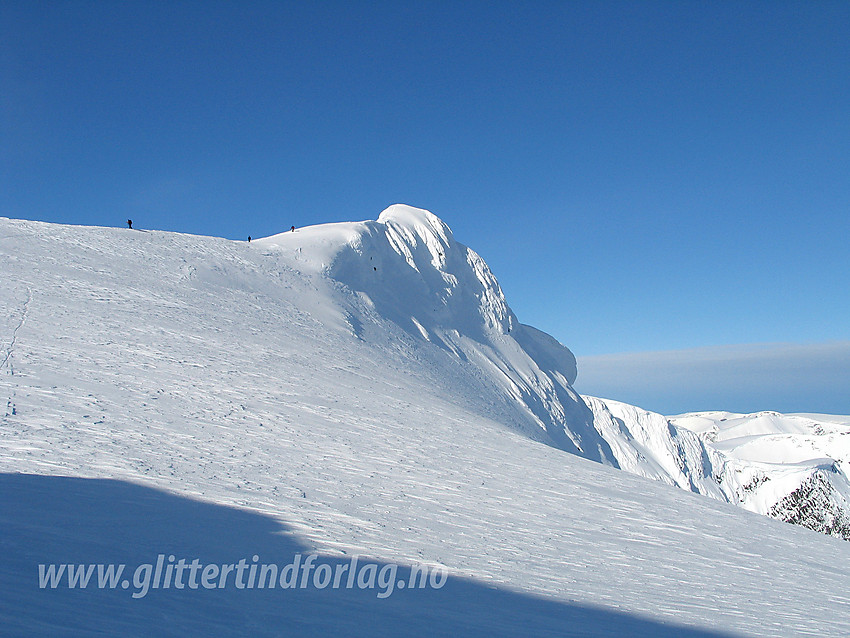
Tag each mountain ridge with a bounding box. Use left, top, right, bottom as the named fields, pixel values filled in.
left=2, top=209, right=850, bottom=636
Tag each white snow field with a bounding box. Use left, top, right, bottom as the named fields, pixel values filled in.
left=2, top=206, right=850, bottom=637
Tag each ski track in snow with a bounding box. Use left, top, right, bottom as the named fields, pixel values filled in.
left=1, top=279, right=31, bottom=418
left=1, top=214, right=850, bottom=637
left=1, top=283, right=30, bottom=372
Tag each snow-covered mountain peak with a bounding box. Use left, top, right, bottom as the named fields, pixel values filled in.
left=377, top=203, right=455, bottom=248
left=375, top=204, right=455, bottom=275
left=258, top=204, right=515, bottom=339
left=4, top=213, right=850, bottom=636
left=256, top=206, right=609, bottom=461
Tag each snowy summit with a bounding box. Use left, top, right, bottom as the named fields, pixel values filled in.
left=2, top=206, right=849, bottom=637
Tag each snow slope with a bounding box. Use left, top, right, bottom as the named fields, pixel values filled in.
left=582, top=396, right=727, bottom=498
left=2, top=208, right=850, bottom=636
left=255, top=205, right=614, bottom=463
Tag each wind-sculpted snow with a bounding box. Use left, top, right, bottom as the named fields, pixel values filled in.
left=257, top=205, right=614, bottom=464
left=3, top=211, right=850, bottom=636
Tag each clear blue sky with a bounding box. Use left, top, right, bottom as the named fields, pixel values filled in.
left=2, top=1, right=848, bottom=413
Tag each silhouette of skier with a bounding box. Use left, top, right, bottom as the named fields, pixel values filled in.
left=290, top=225, right=295, bottom=232
left=127, top=219, right=132, bottom=229
left=248, top=236, right=251, bottom=242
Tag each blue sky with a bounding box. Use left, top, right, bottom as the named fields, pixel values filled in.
left=2, top=1, right=848, bottom=413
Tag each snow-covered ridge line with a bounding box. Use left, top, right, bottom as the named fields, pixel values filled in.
left=5, top=208, right=848, bottom=541
left=256, top=204, right=608, bottom=462
left=670, top=408, right=850, bottom=539
left=3, top=210, right=850, bottom=635
left=251, top=205, right=850, bottom=541
left=584, top=397, right=850, bottom=540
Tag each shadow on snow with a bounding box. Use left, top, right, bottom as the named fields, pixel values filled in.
left=1, top=473, right=738, bottom=637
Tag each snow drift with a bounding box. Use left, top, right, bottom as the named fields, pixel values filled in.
left=256, top=205, right=615, bottom=463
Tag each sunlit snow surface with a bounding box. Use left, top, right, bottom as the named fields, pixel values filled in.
left=2, top=208, right=849, bottom=637
left=668, top=409, right=850, bottom=537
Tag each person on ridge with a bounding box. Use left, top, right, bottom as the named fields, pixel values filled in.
left=127, top=219, right=132, bottom=229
